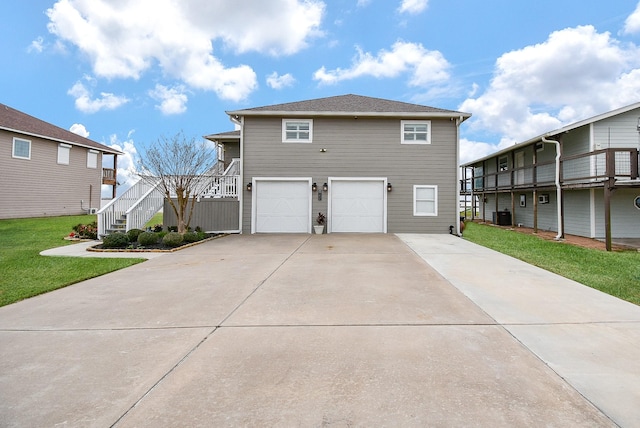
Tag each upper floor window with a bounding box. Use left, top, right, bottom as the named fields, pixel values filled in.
left=12, top=137, right=31, bottom=160
left=282, top=119, right=313, bottom=143
left=57, top=143, right=71, bottom=165
left=87, top=150, right=98, bottom=169
left=402, top=120, right=431, bottom=144
left=498, top=155, right=508, bottom=171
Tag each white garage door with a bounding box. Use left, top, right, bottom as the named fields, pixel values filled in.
left=254, top=180, right=310, bottom=233
left=330, top=180, right=385, bottom=232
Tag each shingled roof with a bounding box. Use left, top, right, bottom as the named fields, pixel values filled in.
left=226, top=94, right=471, bottom=120
left=0, top=103, right=122, bottom=155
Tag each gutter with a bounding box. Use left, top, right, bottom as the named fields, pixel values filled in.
left=541, top=136, right=563, bottom=240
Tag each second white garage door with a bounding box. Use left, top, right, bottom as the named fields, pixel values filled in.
left=254, top=180, right=310, bottom=233
left=330, top=179, right=386, bottom=233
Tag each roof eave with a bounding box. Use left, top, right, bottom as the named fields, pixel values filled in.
left=0, top=126, right=123, bottom=155
left=226, top=110, right=471, bottom=120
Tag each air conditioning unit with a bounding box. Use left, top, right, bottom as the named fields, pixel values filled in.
left=538, top=194, right=549, bottom=204
left=88, top=208, right=98, bottom=214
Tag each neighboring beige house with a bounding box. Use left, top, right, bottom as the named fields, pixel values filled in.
left=461, top=102, right=640, bottom=250
left=1, top=103, right=121, bottom=220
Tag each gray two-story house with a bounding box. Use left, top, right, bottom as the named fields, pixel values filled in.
left=227, top=94, right=470, bottom=234
left=461, top=102, right=640, bottom=250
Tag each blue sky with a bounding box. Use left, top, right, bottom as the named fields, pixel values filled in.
left=2, top=0, right=640, bottom=194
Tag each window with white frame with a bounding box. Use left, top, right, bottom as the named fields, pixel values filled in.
left=401, top=120, right=431, bottom=144
left=57, top=143, right=71, bottom=165
left=12, top=137, right=31, bottom=159
left=87, top=149, right=98, bottom=169
left=282, top=119, right=313, bottom=143
left=414, top=185, right=438, bottom=216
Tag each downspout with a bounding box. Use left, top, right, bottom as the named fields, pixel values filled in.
left=541, top=136, right=563, bottom=240
left=229, top=114, right=243, bottom=233
left=454, top=116, right=463, bottom=236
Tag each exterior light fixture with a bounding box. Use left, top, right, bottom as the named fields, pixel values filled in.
left=312, top=182, right=318, bottom=192
left=246, top=182, right=252, bottom=191
left=323, top=183, right=328, bottom=192
left=637, top=117, right=640, bottom=132
left=387, top=183, right=393, bottom=192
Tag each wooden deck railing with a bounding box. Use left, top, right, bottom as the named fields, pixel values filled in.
left=462, top=148, right=639, bottom=193
left=102, top=168, right=116, bottom=185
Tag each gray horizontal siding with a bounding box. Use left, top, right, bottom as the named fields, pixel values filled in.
left=242, top=117, right=459, bottom=233
left=1, top=130, right=103, bottom=219
left=164, top=198, right=239, bottom=233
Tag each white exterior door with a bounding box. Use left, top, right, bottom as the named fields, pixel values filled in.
left=254, top=179, right=311, bottom=233
left=329, top=179, right=386, bottom=233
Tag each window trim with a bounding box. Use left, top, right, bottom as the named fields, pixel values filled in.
left=401, top=120, right=431, bottom=144
left=413, top=185, right=438, bottom=216
left=87, top=149, right=99, bottom=169
left=12, top=137, right=31, bottom=160
left=57, top=143, right=71, bottom=165
left=282, top=119, right=313, bottom=143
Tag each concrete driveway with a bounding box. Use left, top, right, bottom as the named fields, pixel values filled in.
left=1, top=234, right=639, bottom=427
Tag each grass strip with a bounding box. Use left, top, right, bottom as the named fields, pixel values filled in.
left=0, top=215, right=144, bottom=307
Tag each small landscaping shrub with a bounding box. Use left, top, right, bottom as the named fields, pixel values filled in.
left=71, top=221, right=98, bottom=239
left=127, top=228, right=144, bottom=242
left=137, top=231, right=159, bottom=246
left=162, top=231, right=184, bottom=247
left=183, top=231, right=200, bottom=243
left=156, top=231, right=167, bottom=240
left=168, top=226, right=178, bottom=232
left=151, top=224, right=163, bottom=232
left=102, top=232, right=129, bottom=248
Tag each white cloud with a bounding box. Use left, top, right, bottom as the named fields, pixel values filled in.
left=398, top=0, right=428, bottom=14
left=459, top=25, right=640, bottom=145
left=46, top=0, right=324, bottom=101
left=102, top=133, right=139, bottom=198
left=314, top=40, right=450, bottom=86
left=266, top=72, right=296, bottom=89
left=357, top=0, right=372, bottom=7
left=69, top=123, right=90, bottom=137
left=623, top=2, right=640, bottom=34
left=67, top=80, right=129, bottom=113
left=28, top=37, right=44, bottom=53
left=149, top=84, right=188, bottom=115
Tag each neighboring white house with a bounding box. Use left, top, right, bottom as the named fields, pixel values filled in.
left=461, top=102, right=640, bottom=250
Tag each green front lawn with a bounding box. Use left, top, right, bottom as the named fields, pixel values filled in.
left=0, top=215, right=144, bottom=307
left=463, top=222, right=640, bottom=305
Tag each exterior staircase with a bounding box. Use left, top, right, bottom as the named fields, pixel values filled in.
left=97, top=159, right=240, bottom=238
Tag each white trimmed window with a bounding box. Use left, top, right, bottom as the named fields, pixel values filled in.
left=57, top=143, right=71, bottom=165
left=498, top=155, right=508, bottom=171
left=282, top=119, right=313, bottom=143
left=414, top=185, right=438, bottom=216
left=12, top=137, right=31, bottom=160
left=402, top=120, right=431, bottom=144
left=87, top=149, right=98, bottom=169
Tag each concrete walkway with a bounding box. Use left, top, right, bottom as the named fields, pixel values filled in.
left=1, top=234, right=638, bottom=427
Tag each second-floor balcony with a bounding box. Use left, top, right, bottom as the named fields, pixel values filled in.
left=463, top=148, right=639, bottom=193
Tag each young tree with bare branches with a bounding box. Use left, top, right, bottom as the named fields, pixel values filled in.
left=137, top=132, right=217, bottom=234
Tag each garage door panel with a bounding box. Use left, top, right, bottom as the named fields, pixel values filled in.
left=255, top=181, right=310, bottom=233
left=331, top=180, right=385, bottom=233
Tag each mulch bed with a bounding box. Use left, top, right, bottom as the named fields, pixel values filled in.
left=88, top=234, right=225, bottom=253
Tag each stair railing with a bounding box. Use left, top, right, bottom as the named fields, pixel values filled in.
left=97, top=178, right=160, bottom=237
